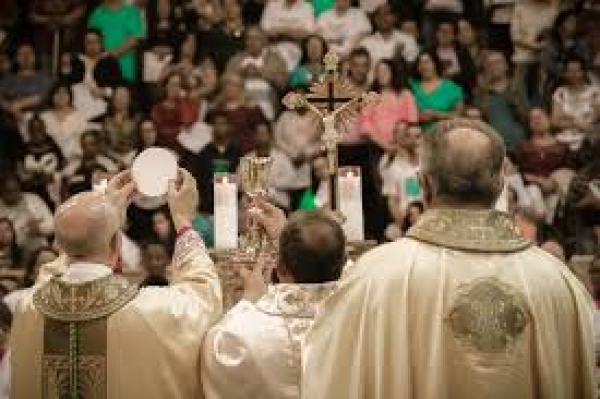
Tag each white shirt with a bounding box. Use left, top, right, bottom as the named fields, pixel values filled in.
left=143, top=51, right=173, bottom=83
left=379, top=153, right=422, bottom=209
left=360, top=30, right=419, bottom=65
left=0, top=193, right=54, bottom=248
left=40, top=110, right=88, bottom=160
left=317, top=8, right=372, bottom=57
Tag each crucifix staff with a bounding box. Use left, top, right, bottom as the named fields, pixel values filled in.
left=283, top=51, right=379, bottom=210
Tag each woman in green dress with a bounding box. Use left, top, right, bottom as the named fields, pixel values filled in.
left=409, top=50, right=465, bottom=131
left=289, top=35, right=328, bottom=89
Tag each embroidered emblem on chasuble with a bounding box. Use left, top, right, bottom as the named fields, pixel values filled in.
left=33, top=275, right=138, bottom=398
left=447, top=278, right=530, bottom=353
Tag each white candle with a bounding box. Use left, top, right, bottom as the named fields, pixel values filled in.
left=214, top=174, right=239, bottom=249
left=338, top=167, right=364, bottom=241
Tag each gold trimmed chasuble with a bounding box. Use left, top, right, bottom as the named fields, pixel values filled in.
left=302, top=208, right=596, bottom=399
left=11, top=228, right=223, bottom=399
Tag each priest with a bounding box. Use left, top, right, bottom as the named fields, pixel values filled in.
left=202, top=203, right=347, bottom=399
left=302, top=119, right=595, bottom=399
left=10, top=169, right=222, bottom=398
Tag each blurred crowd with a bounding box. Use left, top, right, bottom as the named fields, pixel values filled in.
left=1, top=0, right=600, bottom=339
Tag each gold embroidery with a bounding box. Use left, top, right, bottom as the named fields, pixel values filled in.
left=33, top=275, right=138, bottom=322
left=407, top=209, right=531, bottom=253
left=43, top=355, right=105, bottom=399
left=447, top=278, right=530, bottom=353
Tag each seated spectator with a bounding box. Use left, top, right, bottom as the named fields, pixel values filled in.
left=62, top=130, right=118, bottom=194
left=73, top=28, right=122, bottom=121
left=0, top=43, right=52, bottom=123
left=3, top=246, right=59, bottom=313
left=0, top=218, right=23, bottom=272
left=40, top=82, right=88, bottom=161
left=516, top=107, right=574, bottom=223
left=432, top=21, right=477, bottom=99
left=410, top=50, right=464, bottom=131
left=17, top=115, right=64, bottom=208
left=475, top=51, right=527, bottom=153
left=225, top=26, right=287, bottom=120
left=378, top=123, right=423, bottom=240
left=420, top=0, right=465, bottom=47
left=358, top=59, right=418, bottom=152
left=360, top=4, right=419, bottom=67
left=151, top=70, right=200, bottom=153
left=192, top=110, right=242, bottom=215
left=241, top=121, right=308, bottom=210
left=161, top=33, right=218, bottom=103
left=140, top=239, right=171, bottom=287
left=289, top=35, right=327, bottom=89
left=103, top=85, right=141, bottom=167
left=213, top=73, right=267, bottom=153
left=540, top=9, right=594, bottom=95
left=0, top=176, right=53, bottom=254
left=551, top=55, right=600, bottom=151
left=563, top=134, right=600, bottom=255
left=198, top=0, right=245, bottom=73
left=456, top=19, right=483, bottom=69
left=260, top=0, right=315, bottom=72
left=137, top=118, right=160, bottom=152
left=317, top=0, right=371, bottom=58
left=88, top=0, right=146, bottom=82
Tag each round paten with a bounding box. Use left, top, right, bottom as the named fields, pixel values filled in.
left=131, top=147, right=178, bottom=209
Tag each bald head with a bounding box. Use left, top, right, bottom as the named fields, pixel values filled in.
left=421, top=118, right=505, bottom=206
left=55, top=192, right=121, bottom=260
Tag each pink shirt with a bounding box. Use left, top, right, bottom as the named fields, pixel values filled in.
left=358, top=90, right=418, bottom=145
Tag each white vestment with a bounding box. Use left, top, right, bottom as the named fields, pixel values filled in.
left=202, top=282, right=337, bottom=399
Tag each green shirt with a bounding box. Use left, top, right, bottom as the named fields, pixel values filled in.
left=410, top=79, right=464, bottom=131
left=312, top=0, right=334, bottom=16
left=89, top=4, right=145, bottom=82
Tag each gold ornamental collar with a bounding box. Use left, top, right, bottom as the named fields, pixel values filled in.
left=256, top=282, right=338, bottom=318
left=33, top=274, right=138, bottom=322
left=406, top=208, right=531, bottom=253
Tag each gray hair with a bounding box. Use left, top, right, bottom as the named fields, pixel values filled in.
left=420, top=118, right=505, bottom=206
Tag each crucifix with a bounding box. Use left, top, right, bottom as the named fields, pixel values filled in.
left=283, top=52, right=379, bottom=210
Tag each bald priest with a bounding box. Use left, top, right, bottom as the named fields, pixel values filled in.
left=302, top=119, right=596, bottom=399
left=10, top=170, right=222, bottom=398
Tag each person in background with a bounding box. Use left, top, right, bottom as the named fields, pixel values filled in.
left=103, top=85, right=141, bottom=167
left=379, top=123, right=423, bottom=240
left=0, top=176, right=53, bottom=255
left=432, top=21, right=477, bottom=100
left=192, top=110, right=242, bottom=215
left=358, top=58, right=418, bottom=153
left=360, top=4, right=419, bottom=67
left=401, top=201, right=424, bottom=232
left=410, top=50, right=464, bottom=131
left=18, top=115, right=64, bottom=208
left=151, top=71, right=200, bottom=154
left=212, top=73, right=266, bottom=154
left=145, top=0, right=187, bottom=45
left=88, top=0, right=146, bottom=82
left=225, top=26, right=287, bottom=120
left=540, top=9, right=594, bottom=95
left=420, top=0, right=464, bottom=47
left=140, top=239, right=171, bottom=287
left=260, top=0, right=315, bottom=72
left=198, top=0, right=245, bottom=73
left=142, top=31, right=176, bottom=108
left=137, top=118, right=160, bottom=152
left=0, top=43, right=52, bottom=123
left=551, top=55, right=600, bottom=152
left=29, top=0, right=87, bottom=72
left=457, top=19, right=484, bottom=69
left=40, top=82, right=88, bottom=161
left=0, top=218, right=22, bottom=272
left=3, top=246, right=59, bottom=313
left=475, top=51, right=527, bottom=154
left=62, top=130, right=118, bottom=195
left=516, top=107, right=574, bottom=223
left=510, top=0, right=559, bottom=108
left=289, top=35, right=327, bottom=89
left=150, top=209, right=177, bottom=256
left=0, top=301, right=12, bottom=399
left=317, top=0, right=372, bottom=58
left=484, top=0, right=515, bottom=59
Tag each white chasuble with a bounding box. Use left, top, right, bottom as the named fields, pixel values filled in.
left=202, top=283, right=337, bottom=399
left=302, top=208, right=596, bottom=399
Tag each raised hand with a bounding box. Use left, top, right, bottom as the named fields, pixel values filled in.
left=168, top=168, right=199, bottom=231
